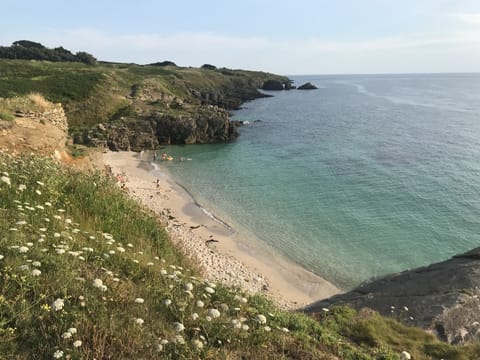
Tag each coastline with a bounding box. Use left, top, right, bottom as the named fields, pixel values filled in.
left=102, top=150, right=340, bottom=309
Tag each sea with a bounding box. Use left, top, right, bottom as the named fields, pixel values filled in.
left=157, top=73, right=480, bottom=290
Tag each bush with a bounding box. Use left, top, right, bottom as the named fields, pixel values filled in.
left=0, top=110, right=14, bottom=121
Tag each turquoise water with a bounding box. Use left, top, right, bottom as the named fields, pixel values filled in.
left=159, top=73, right=480, bottom=290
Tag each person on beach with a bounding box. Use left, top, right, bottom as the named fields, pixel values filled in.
left=156, top=179, right=160, bottom=188
left=162, top=152, right=167, bottom=161
left=153, top=152, right=157, bottom=161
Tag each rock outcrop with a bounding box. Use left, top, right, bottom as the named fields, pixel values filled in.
left=298, top=82, right=318, bottom=90
left=303, top=247, right=480, bottom=344
left=79, top=105, right=236, bottom=152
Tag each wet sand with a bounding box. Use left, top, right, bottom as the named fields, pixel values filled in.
left=102, top=151, right=340, bottom=309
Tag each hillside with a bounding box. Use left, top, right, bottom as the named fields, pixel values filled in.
left=0, top=56, right=291, bottom=151
left=2, top=134, right=480, bottom=359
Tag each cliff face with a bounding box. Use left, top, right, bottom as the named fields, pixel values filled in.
left=303, top=247, right=480, bottom=344
left=79, top=105, right=235, bottom=152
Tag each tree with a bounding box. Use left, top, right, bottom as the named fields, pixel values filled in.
left=75, top=51, right=97, bottom=65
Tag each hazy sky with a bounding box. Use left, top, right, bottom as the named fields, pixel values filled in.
left=2, top=0, right=480, bottom=75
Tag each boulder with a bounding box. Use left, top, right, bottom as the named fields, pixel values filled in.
left=302, top=246, right=480, bottom=344
left=297, top=82, right=318, bottom=90
left=261, top=79, right=285, bottom=90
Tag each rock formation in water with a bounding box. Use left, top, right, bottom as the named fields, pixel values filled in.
left=297, top=82, right=318, bottom=90
left=303, top=246, right=480, bottom=344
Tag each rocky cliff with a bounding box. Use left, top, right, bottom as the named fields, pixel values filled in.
left=0, top=59, right=291, bottom=152
left=303, top=247, right=480, bottom=344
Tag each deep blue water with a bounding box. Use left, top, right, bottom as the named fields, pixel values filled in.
left=160, top=73, right=480, bottom=289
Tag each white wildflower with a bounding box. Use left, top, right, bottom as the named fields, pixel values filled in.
left=242, top=324, right=249, bottom=331
left=62, top=331, right=72, bottom=339
left=36, top=205, right=45, bottom=210
left=116, top=247, right=125, bottom=253
left=255, top=314, right=267, bottom=324
left=205, top=316, right=212, bottom=322
left=195, top=300, right=204, bottom=308
left=16, top=220, right=27, bottom=225
left=44, top=202, right=52, bottom=207
left=67, top=327, right=77, bottom=335
left=0, top=255, right=4, bottom=260
left=134, top=298, right=145, bottom=304
left=204, top=287, right=215, bottom=294
left=207, top=308, right=221, bottom=319
left=160, top=269, right=167, bottom=275
left=19, top=246, right=29, bottom=253
left=193, top=339, right=203, bottom=350
left=400, top=351, right=412, bottom=360
left=174, top=335, right=185, bottom=344
left=146, top=262, right=154, bottom=266
left=184, top=283, right=194, bottom=291
left=36, top=181, right=44, bottom=186
left=92, top=278, right=103, bottom=288
left=26, top=242, right=34, bottom=247
left=134, top=318, right=144, bottom=325
left=160, top=339, right=169, bottom=345
left=264, top=326, right=271, bottom=332
left=18, top=184, right=26, bottom=191
left=231, top=319, right=241, bottom=329
left=163, top=299, right=172, bottom=307
left=31, top=269, right=41, bottom=276
left=403, top=306, right=409, bottom=312
left=1, top=176, right=11, bottom=186
left=99, top=285, right=107, bottom=292
left=56, top=249, right=65, bottom=255
left=32, top=261, right=41, bottom=267
left=281, top=327, right=290, bottom=333
left=51, top=298, right=64, bottom=311
left=65, top=218, right=72, bottom=224
left=35, top=189, right=41, bottom=195
left=191, top=313, right=199, bottom=320
left=73, top=340, right=82, bottom=348
left=53, top=350, right=64, bottom=359
left=174, top=322, right=185, bottom=333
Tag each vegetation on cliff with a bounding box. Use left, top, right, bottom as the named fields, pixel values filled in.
left=0, top=48, right=290, bottom=150
left=1, top=151, right=479, bottom=359
left=0, top=41, right=97, bottom=65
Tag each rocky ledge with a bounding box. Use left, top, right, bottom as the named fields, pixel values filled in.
left=303, top=247, right=480, bottom=344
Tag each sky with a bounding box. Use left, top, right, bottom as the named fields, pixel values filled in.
left=2, top=0, right=480, bottom=75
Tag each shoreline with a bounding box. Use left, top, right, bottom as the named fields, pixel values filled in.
left=102, top=150, right=340, bottom=309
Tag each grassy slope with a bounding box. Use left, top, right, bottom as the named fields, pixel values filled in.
left=0, top=60, right=286, bottom=135
left=1, top=153, right=479, bottom=359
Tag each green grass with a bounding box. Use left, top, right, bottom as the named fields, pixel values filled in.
left=0, top=110, right=14, bottom=121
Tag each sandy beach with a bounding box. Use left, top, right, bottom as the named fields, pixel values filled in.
left=102, top=151, right=340, bottom=309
